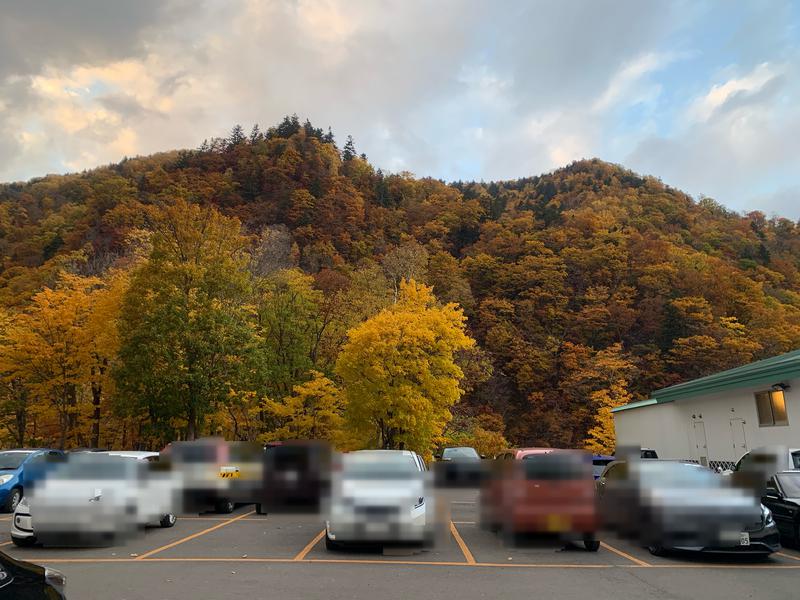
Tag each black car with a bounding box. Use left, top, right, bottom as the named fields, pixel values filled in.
left=258, top=441, right=331, bottom=514
left=433, top=447, right=486, bottom=488
left=762, top=471, right=800, bottom=546
left=0, top=550, right=65, bottom=599
left=598, top=459, right=780, bottom=556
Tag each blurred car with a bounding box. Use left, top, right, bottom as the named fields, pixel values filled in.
left=433, top=446, right=485, bottom=488
left=10, top=452, right=180, bottom=547
left=259, top=441, right=331, bottom=514
left=732, top=447, right=800, bottom=475
left=591, top=454, right=614, bottom=480
left=597, top=459, right=780, bottom=556
left=762, top=471, right=800, bottom=546
left=0, top=549, right=65, bottom=599
left=481, top=448, right=600, bottom=550
left=161, top=438, right=253, bottom=514
left=0, top=449, right=65, bottom=513
left=325, top=450, right=432, bottom=549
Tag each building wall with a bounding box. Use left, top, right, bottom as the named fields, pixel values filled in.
left=614, top=378, right=799, bottom=469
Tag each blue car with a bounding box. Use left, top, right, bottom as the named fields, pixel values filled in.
left=0, top=449, right=65, bottom=512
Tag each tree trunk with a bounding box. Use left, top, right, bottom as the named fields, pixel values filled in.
left=91, top=380, right=102, bottom=448
left=187, top=404, right=197, bottom=440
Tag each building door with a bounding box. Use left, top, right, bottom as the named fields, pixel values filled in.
left=693, top=421, right=708, bottom=467
left=729, top=418, right=748, bottom=457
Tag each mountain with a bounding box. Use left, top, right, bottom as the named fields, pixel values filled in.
left=2, top=116, right=799, bottom=447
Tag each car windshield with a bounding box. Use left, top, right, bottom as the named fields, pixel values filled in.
left=0, top=451, right=33, bottom=470
left=442, top=447, right=480, bottom=460
left=777, top=473, right=800, bottom=497
left=638, top=462, right=714, bottom=486
left=51, top=456, right=139, bottom=480
left=342, top=452, right=419, bottom=479
left=522, top=452, right=591, bottom=480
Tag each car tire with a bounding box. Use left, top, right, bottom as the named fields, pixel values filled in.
left=256, top=503, right=267, bottom=515
left=324, top=533, right=341, bottom=551
left=584, top=538, right=600, bottom=552
left=647, top=543, right=667, bottom=556
left=3, top=487, right=22, bottom=513
left=159, top=513, right=177, bottom=528
left=11, top=535, right=36, bottom=547
left=215, top=499, right=235, bottom=514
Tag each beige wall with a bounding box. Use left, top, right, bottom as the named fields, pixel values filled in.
left=614, top=378, right=799, bottom=465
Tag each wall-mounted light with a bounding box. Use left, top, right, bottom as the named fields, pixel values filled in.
left=772, top=382, right=791, bottom=392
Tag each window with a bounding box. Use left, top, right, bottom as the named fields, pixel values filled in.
left=755, top=389, right=789, bottom=427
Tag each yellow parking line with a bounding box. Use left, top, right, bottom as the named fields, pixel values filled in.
left=0, top=541, right=12, bottom=547
left=14, top=556, right=800, bottom=569
left=599, top=541, right=651, bottom=567
left=450, top=521, right=476, bottom=564
left=294, top=529, right=326, bottom=561
left=776, top=551, right=800, bottom=561
left=135, top=510, right=255, bottom=560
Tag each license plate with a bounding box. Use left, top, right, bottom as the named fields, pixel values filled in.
left=545, top=514, right=570, bottom=532
left=739, top=532, right=750, bottom=546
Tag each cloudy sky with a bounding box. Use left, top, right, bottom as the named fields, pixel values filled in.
left=1, top=0, right=799, bottom=217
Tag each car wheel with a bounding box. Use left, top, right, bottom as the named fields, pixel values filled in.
left=647, top=543, right=667, bottom=556
left=584, top=538, right=600, bottom=552
left=11, top=535, right=36, bottom=547
left=159, top=513, right=177, bottom=528
left=256, top=503, right=267, bottom=515
left=3, top=487, right=22, bottom=513
left=215, top=499, right=235, bottom=514
left=324, top=533, right=340, bottom=551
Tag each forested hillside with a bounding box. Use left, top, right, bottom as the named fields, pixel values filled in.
left=2, top=115, right=799, bottom=453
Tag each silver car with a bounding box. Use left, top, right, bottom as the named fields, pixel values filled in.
left=325, top=450, right=433, bottom=549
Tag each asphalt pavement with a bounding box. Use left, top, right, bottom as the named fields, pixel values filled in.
left=2, top=490, right=799, bottom=600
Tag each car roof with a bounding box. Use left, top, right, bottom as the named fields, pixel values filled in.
left=350, top=449, right=417, bottom=457
left=513, top=448, right=557, bottom=458
left=98, top=451, right=159, bottom=460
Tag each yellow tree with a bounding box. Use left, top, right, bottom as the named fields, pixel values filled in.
left=80, top=271, right=129, bottom=448
left=335, top=279, right=474, bottom=454
left=261, top=371, right=343, bottom=442
left=0, top=274, right=100, bottom=448
left=582, top=343, right=636, bottom=454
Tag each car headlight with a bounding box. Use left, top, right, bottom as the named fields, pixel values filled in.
left=762, top=504, right=774, bottom=526
left=44, top=567, right=66, bottom=592
left=0, top=474, right=13, bottom=485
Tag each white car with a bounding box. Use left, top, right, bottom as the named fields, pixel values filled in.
left=325, top=450, right=433, bottom=549
left=11, top=452, right=180, bottom=546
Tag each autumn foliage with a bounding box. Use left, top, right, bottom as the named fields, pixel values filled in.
left=1, top=115, right=799, bottom=453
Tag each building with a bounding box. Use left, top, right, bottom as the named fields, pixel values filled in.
left=612, top=349, right=800, bottom=471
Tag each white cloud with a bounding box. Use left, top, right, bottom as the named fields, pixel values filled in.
left=593, top=52, right=673, bottom=112
left=687, top=62, right=779, bottom=122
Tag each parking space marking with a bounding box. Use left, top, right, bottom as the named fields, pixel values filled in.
left=0, top=541, right=12, bottom=547
left=134, top=510, right=255, bottom=560
left=15, top=556, right=800, bottom=569
left=599, top=541, right=651, bottom=567
left=450, top=522, right=476, bottom=564
left=294, top=529, right=326, bottom=561
left=776, top=551, right=800, bottom=561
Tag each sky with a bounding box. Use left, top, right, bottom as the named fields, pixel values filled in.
left=1, top=0, right=799, bottom=218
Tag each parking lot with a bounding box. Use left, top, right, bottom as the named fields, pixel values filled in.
left=2, top=489, right=800, bottom=600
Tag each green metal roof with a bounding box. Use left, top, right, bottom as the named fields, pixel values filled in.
left=612, top=348, right=800, bottom=413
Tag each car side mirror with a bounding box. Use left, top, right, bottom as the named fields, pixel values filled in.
left=434, top=454, right=442, bottom=460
